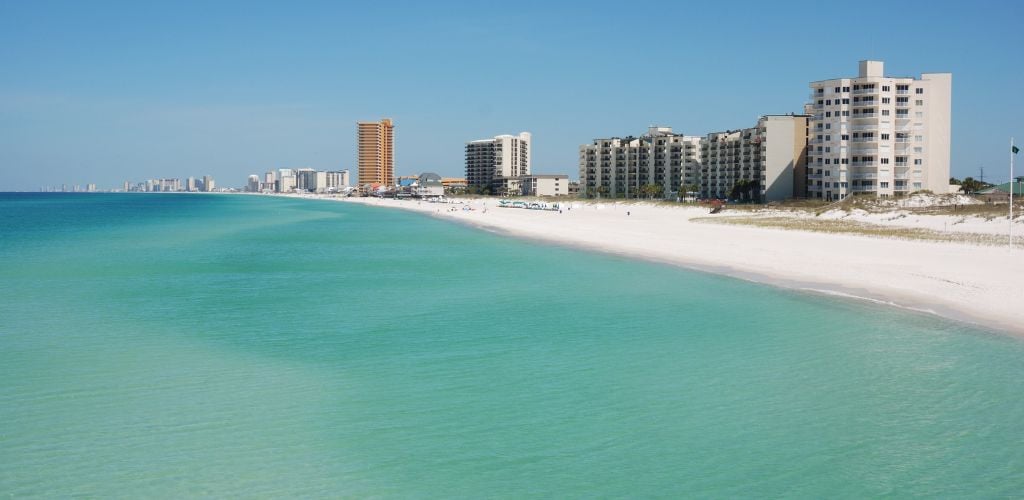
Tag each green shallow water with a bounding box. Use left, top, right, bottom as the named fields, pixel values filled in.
left=1, top=193, right=1022, bottom=497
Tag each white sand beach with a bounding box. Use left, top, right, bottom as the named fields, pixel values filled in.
left=288, top=193, right=1024, bottom=336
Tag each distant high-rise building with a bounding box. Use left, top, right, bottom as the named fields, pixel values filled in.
left=247, top=175, right=260, bottom=192
left=325, top=170, right=350, bottom=190
left=186, top=177, right=197, bottom=192
left=807, top=60, right=952, bottom=200
left=295, top=168, right=317, bottom=192
left=465, top=132, right=531, bottom=193
left=86, top=183, right=96, bottom=192
left=202, top=176, right=215, bottom=192
left=123, top=181, right=130, bottom=192
left=277, top=169, right=296, bottom=193
left=357, top=118, right=394, bottom=185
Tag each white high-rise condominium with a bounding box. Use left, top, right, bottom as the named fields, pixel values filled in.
left=325, top=170, right=350, bottom=190
left=807, top=60, right=951, bottom=200
left=700, top=115, right=810, bottom=202
left=277, top=169, right=296, bottom=193
left=579, top=127, right=701, bottom=199
left=465, top=132, right=531, bottom=193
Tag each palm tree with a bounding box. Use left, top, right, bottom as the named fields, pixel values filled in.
left=959, top=177, right=985, bottom=194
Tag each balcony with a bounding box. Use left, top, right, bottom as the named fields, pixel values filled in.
left=852, top=100, right=878, bottom=108
left=852, top=87, right=878, bottom=95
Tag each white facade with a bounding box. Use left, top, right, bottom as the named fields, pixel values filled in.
left=202, top=175, right=215, bottom=192
left=808, top=60, right=951, bottom=200
left=465, top=132, right=531, bottom=192
left=325, top=170, right=350, bottom=191
left=701, top=115, right=809, bottom=202
left=277, top=169, right=296, bottom=193
left=579, top=127, right=701, bottom=198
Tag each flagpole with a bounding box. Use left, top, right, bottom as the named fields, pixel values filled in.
left=1011, top=137, right=1015, bottom=250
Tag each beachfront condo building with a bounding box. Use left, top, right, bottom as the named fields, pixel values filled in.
left=807, top=60, right=952, bottom=200
left=325, top=170, right=350, bottom=190
left=579, top=127, right=701, bottom=198
left=519, top=174, right=570, bottom=197
left=277, top=168, right=296, bottom=193
left=700, top=115, right=810, bottom=202
left=357, top=118, right=395, bottom=186
left=465, top=132, right=531, bottom=194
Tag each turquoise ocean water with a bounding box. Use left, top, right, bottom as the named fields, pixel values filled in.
left=1, top=193, right=1022, bottom=497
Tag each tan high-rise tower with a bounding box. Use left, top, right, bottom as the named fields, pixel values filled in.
left=357, top=118, right=394, bottom=186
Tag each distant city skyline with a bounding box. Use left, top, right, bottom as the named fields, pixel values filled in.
left=1, top=1, right=1022, bottom=191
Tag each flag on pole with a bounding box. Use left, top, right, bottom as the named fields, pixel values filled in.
left=1014, top=145, right=1020, bottom=154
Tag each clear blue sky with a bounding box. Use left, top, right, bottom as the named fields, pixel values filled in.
left=1, top=0, right=1022, bottom=190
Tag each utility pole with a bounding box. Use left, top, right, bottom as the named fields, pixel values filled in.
left=979, top=166, right=985, bottom=184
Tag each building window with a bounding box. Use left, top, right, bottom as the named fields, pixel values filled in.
left=916, top=88, right=924, bottom=94
left=881, top=158, right=890, bottom=164
left=826, top=99, right=832, bottom=105
left=915, top=100, right=924, bottom=106
left=881, top=133, right=890, bottom=140
left=841, top=134, right=849, bottom=141
left=826, top=111, right=831, bottom=117
left=915, top=135, right=923, bottom=142
left=881, top=182, right=890, bottom=188
left=914, top=159, right=922, bottom=165
left=882, top=97, right=891, bottom=104
left=834, top=86, right=841, bottom=93
left=841, top=158, right=849, bottom=164
left=843, top=86, right=850, bottom=92
left=882, top=110, right=890, bottom=116
left=842, top=111, right=850, bottom=116
left=882, top=85, right=891, bottom=92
